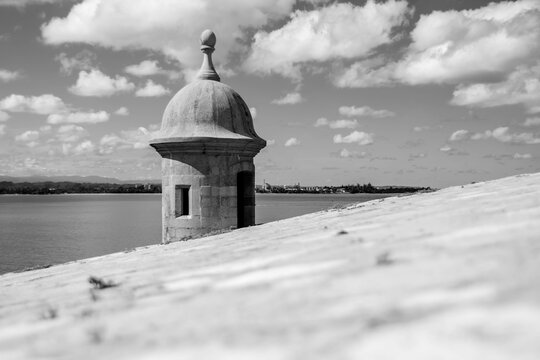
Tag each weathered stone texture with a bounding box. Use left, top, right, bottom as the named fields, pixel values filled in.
left=150, top=32, right=265, bottom=242
left=160, top=154, right=254, bottom=242
left=1, top=173, right=540, bottom=359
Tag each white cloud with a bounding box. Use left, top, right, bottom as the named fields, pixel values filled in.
left=440, top=145, right=452, bottom=152
left=339, top=148, right=367, bottom=158
left=284, top=137, right=299, bottom=147
left=15, top=130, right=39, bottom=143
left=413, top=126, right=429, bottom=132
left=55, top=50, right=95, bottom=75
left=249, top=107, right=257, bottom=119
left=41, top=0, right=296, bottom=78
left=0, top=124, right=5, bottom=136
left=0, top=110, right=9, bottom=121
left=514, top=152, right=532, bottom=159
left=244, top=0, right=411, bottom=79
left=334, top=0, right=540, bottom=87
left=314, top=118, right=328, bottom=127
left=471, top=127, right=540, bottom=144
left=333, top=131, right=374, bottom=145
left=99, top=125, right=160, bottom=154
left=47, top=111, right=109, bottom=124
left=135, top=80, right=170, bottom=97
left=451, top=62, right=540, bottom=113
left=114, top=107, right=129, bottom=116
left=271, top=92, right=303, bottom=105
left=69, top=69, right=135, bottom=97
left=57, top=125, right=88, bottom=143
left=524, top=117, right=540, bottom=127
left=125, top=60, right=171, bottom=77
left=332, top=57, right=396, bottom=88
left=73, top=140, right=96, bottom=155
left=338, top=105, right=395, bottom=118
left=449, top=129, right=469, bottom=142
left=314, top=117, right=357, bottom=129
left=0, top=94, right=67, bottom=114
left=0, top=69, right=20, bottom=82
left=329, top=119, right=358, bottom=129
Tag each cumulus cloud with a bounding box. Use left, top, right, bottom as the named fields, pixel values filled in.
left=0, top=110, right=9, bottom=121
left=284, top=137, right=299, bottom=147
left=329, top=119, right=358, bottom=129
left=15, top=130, right=39, bottom=143
left=47, top=111, right=109, bottom=124
left=339, top=148, right=367, bottom=158
left=41, top=0, right=296, bottom=78
left=449, top=129, right=469, bottom=142
left=451, top=62, right=540, bottom=113
left=334, top=0, right=540, bottom=87
left=338, top=105, right=395, bottom=118
left=333, top=131, right=374, bottom=145
left=55, top=50, right=95, bottom=75
left=314, top=117, right=357, bottom=128
left=440, top=145, right=452, bottom=152
left=56, top=125, right=88, bottom=143
left=135, top=80, right=170, bottom=97
left=471, top=126, right=540, bottom=144
left=332, top=56, right=396, bottom=88
left=69, top=69, right=135, bottom=97
left=0, top=94, right=67, bottom=114
left=514, top=152, right=532, bottom=159
left=99, top=125, right=160, bottom=154
left=524, top=117, right=540, bottom=127
left=125, top=60, right=174, bottom=78
left=73, top=140, right=96, bottom=155
left=0, top=69, right=20, bottom=82
left=271, top=92, right=303, bottom=105
left=314, top=117, right=329, bottom=127
left=244, top=0, right=411, bottom=79
left=114, top=107, right=129, bottom=116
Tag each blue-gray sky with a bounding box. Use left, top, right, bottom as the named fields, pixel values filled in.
left=0, top=0, right=539, bottom=187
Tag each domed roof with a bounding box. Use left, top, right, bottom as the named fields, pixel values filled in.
left=150, top=30, right=265, bottom=153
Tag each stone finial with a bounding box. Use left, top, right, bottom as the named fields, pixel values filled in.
left=196, top=29, right=220, bottom=82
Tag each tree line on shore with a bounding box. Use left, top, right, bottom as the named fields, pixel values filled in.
left=258, top=183, right=432, bottom=194
left=0, top=181, right=161, bottom=194
left=0, top=181, right=432, bottom=195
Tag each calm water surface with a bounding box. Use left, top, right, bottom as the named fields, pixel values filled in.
left=0, top=193, right=390, bottom=274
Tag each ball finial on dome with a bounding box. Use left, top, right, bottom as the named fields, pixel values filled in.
left=197, top=29, right=220, bottom=82
left=200, top=29, right=216, bottom=49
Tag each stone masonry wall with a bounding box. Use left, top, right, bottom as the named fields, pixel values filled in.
left=161, top=153, right=255, bottom=242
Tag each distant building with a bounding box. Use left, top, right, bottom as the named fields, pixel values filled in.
left=150, top=30, right=266, bottom=243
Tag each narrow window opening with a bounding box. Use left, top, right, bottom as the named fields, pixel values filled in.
left=175, top=185, right=190, bottom=217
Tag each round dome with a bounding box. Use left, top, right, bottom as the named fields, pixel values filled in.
left=150, top=29, right=265, bottom=155
left=153, top=80, right=264, bottom=145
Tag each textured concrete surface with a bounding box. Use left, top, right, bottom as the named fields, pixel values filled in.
left=1, top=173, right=540, bottom=360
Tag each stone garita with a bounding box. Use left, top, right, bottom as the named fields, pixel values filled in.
left=150, top=30, right=266, bottom=243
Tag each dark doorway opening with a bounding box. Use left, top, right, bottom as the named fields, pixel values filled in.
left=237, top=171, right=255, bottom=228
left=175, top=185, right=190, bottom=217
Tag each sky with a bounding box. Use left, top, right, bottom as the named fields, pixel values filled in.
left=0, top=0, right=539, bottom=188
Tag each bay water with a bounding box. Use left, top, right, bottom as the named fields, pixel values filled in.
left=0, top=193, right=389, bottom=274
